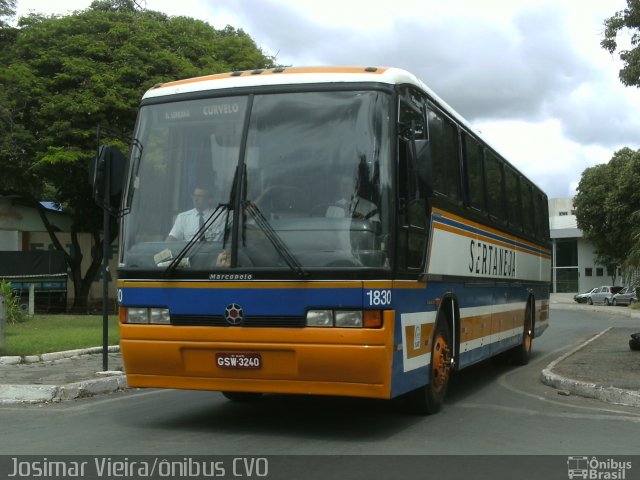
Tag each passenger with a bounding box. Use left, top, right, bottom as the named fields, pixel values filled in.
left=326, top=177, right=379, bottom=221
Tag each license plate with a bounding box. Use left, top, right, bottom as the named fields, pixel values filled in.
left=216, top=352, right=262, bottom=369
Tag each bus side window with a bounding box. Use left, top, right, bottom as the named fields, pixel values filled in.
left=397, top=95, right=429, bottom=271
left=520, top=180, right=535, bottom=235
left=505, top=166, right=522, bottom=230
left=534, top=192, right=550, bottom=241
left=484, top=151, right=506, bottom=223
left=397, top=141, right=428, bottom=271
left=427, top=108, right=461, bottom=204
left=463, top=133, right=485, bottom=213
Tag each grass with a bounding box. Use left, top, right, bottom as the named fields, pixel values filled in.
left=0, top=314, right=119, bottom=357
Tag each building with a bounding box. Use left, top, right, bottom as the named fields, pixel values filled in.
left=0, top=194, right=117, bottom=311
left=549, top=198, right=622, bottom=294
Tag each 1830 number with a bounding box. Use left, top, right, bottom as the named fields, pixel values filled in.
left=365, top=289, right=391, bottom=306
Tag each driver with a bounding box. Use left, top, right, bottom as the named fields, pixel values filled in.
left=167, top=185, right=227, bottom=241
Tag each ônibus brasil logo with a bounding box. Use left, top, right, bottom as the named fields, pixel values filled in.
left=567, top=456, right=632, bottom=479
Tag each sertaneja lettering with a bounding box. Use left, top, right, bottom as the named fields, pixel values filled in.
left=469, top=240, right=516, bottom=278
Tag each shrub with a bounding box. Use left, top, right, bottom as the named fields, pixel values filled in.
left=0, top=280, right=26, bottom=324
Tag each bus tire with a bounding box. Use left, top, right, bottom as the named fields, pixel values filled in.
left=222, top=391, right=263, bottom=402
left=509, top=301, right=534, bottom=365
left=401, top=319, right=452, bottom=415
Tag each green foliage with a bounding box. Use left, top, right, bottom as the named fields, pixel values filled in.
left=0, top=0, right=15, bottom=26
left=602, top=0, right=640, bottom=88
left=0, top=280, right=26, bottom=325
left=1, top=0, right=274, bottom=211
left=0, top=0, right=274, bottom=308
left=574, top=147, right=640, bottom=275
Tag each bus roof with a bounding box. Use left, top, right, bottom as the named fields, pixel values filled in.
left=144, top=66, right=431, bottom=99
left=143, top=65, right=467, bottom=141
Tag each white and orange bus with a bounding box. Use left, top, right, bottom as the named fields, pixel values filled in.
left=114, top=66, right=550, bottom=414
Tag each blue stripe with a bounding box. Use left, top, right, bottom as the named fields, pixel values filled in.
left=120, top=286, right=364, bottom=316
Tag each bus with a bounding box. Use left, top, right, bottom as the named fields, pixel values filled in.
left=114, top=66, right=550, bottom=414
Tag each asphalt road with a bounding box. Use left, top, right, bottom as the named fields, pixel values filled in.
left=1, top=308, right=638, bottom=459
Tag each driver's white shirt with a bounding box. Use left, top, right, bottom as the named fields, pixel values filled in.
left=168, top=208, right=227, bottom=241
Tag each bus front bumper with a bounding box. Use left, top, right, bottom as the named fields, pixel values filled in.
left=119, top=312, right=395, bottom=399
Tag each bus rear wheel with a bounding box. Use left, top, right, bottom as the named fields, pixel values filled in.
left=509, top=302, right=533, bottom=365
left=401, top=319, right=452, bottom=415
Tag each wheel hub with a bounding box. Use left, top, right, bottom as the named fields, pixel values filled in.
left=432, top=333, right=451, bottom=393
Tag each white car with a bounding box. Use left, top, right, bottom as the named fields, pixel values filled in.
left=612, top=287, right=638, bottom=306
left=573, top=288, right=597, bottom=304
left=587, top=286, right=624, bottom=306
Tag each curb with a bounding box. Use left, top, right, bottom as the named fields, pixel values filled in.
left=541, top=328, right=640, bottom=408
left=0, top=345, right=121, bottom=365
left=0, top=346, right=127, bottom=405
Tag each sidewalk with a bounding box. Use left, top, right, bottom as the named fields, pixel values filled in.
left=542, top=294, right=640, bottom=407
left=0, top=295, right=639, bottom=406
left=0, top=346, right=126, bottom=404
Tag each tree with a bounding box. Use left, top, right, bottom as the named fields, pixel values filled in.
left=0, top=0, right=274, bottom=310
left=0, top=0, right=15, bottom=26
left=574, top=148, right=640, bottom=281
left=602, top=0, right=640, bottom=88
left=602, top=1, right=640, bottom=287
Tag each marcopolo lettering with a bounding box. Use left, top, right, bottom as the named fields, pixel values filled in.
left=209, top=273, right=253, bottom=280
left=468, top=239, right=516, bottom=278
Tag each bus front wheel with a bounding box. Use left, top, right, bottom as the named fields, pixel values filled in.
left=400, top=319, right=452, bottom=415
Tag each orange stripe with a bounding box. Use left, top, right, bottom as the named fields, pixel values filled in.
left=460, top=309, right=525, bottom=343
left=460, top=314, right=492, bottom=343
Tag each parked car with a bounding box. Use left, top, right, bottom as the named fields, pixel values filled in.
left=574, top=288, right=598, bottom=303
left=612, top=287, right=638, bottom=306
left=587, top=285, right=624, bottom=305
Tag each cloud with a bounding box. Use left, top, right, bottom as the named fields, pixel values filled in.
left=207, top=0, right=640, bottom=198
left=217, top=2, right=590, bottom=116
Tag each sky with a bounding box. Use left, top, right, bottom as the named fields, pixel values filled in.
left=14, top=0, right=640, bottom=199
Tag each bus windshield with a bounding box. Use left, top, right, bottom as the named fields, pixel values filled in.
left=120, top=89, right=393, bottom=274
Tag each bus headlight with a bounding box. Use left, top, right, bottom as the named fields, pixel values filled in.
left=123, top=307, right=171, bottom=324
left=306, top=309, right=382, bottom=328
left=149, top=308, right=171, bottom=324
left=126, top=308, right=149, bottom=324
left=335, top=311, right=363, bottom=328
left=306, top=310, right=333, bottom=327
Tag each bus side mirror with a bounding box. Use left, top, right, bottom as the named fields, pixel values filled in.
left=89, top=145, right=127, bottom=210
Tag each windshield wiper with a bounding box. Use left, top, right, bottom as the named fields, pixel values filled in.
left=164, top=203, right=230, bottom=276
left=243, top=201, right=307, bottom=277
